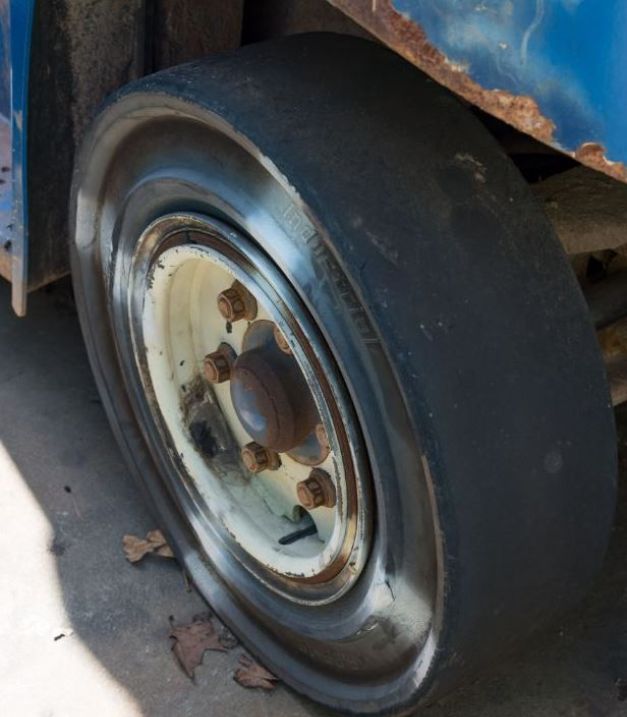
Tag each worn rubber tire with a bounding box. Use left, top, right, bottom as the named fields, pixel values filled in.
left=70, top=33, right=616, bottom=715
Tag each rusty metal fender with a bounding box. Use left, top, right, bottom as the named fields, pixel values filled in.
left=327, top=0, right=627, bottom=183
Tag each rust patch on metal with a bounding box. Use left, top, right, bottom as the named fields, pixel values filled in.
left=328, top=0, right=627, bottom=182
left=573, top=143, right=627, bottom=182
left=329, top=0, right=555, bottom=143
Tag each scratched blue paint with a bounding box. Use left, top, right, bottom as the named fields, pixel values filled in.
left=392, top=0, right=627, bottom=163
left=0, top=1, right=11, bottom=226
left=0, top=0, right=35, bottom=314
left=0, top=4, right=9, bottom=118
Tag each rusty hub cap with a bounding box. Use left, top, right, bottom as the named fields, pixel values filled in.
left=230, top=322, right=318, bottom=452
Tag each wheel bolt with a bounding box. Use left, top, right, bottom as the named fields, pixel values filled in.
left=241, top=442, right=281, bottom=473
left=203, top=343, right=236, bottom=384
left=273, top=325, right=292, bottom=355
left=217, top=281, right=257, bottom=322
left=315, top=423, right=330, bottom=450
left=297, top=469, right=336, bottom=509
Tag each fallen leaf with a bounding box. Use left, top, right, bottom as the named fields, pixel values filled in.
left=170, top=618, right=228, bottom=678
left=234, top=654, right=279, bottom=691
left=122, top=529, right=174, bottom=563
left=188, top=611, right=237, bottom=648
left=155, top=543, right=174, bottom=559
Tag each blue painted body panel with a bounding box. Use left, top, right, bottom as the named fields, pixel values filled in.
left=393, top=0, right=627, bottom=162
left=0, top=3, right=11, bottom=227
left=0, top=0, right=35, bottom=315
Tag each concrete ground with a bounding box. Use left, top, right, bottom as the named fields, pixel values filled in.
left=0, top=278, right=625, bottom=717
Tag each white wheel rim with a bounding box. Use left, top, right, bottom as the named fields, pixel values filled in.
left=123, top=214, right=371, bottom=600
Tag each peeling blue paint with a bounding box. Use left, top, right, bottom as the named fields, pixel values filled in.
left=393, top=0, right=627, bottom=162
left=0, top=0, right=34, bottom=315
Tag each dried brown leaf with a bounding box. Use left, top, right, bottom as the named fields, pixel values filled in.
left=170, top=618, right=227, bottom=678
left=234, top=654, right=279, bottom=691
left=122, top=535, right=154, bottom=563
left=155, top=543, right=174, bottom=559
left=122, top=529, right=174, bottom=563
left=145, top=529, right=166, bottom=544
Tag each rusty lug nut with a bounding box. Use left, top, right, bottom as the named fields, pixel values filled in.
left=217, top=281, right=257, bottom=323
left=203, top=343, right=236, bottom=384
left=273, top=325, right=292, bottom=355
left=297, top=469, right=336, bottom=510
left=315, top=423, right=330, bottom=450
left=241, top=442, right=281, bottom=474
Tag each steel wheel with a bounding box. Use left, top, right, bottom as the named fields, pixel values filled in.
left=120, top=212, right=371, bottom=600
left=71, top=34, right=616, bottom=715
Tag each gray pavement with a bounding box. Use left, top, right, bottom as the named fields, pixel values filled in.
left=0, top=278, right=625, bottom=716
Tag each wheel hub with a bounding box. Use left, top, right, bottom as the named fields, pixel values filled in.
left=230, top=322, right=319, bottom=452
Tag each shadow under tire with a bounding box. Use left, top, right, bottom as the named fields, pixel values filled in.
left=70, top=33, right=616, bottom=715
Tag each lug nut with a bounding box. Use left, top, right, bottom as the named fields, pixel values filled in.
left=273, top=325, right=292, bottom=355
left=217, top=281, right=257, bottom=322
left=204, top=343, right=236, bottom=384
left=315, top=423, right=330, bottom=450
left=241, top=442, right=281, bottom=473
left=297, top=469, right=336, bottom=510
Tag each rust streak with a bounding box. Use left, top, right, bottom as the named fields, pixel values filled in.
left=573, top=143, right=627, bottom=182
